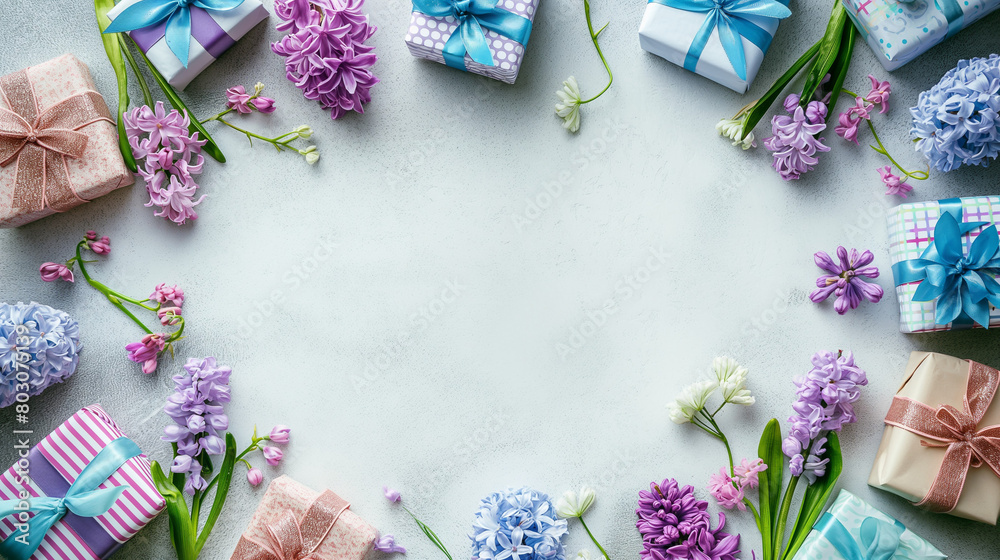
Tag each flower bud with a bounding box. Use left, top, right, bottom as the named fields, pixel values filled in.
left=247, top=467, right=264, bottom=487
left=262, top=446, right=284, bottom=466
left=268, top=425, right=291, bottom=444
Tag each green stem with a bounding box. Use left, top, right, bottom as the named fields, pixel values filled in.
left=743, top=498, right=762, bottom=531
left=773, top=475, right=800, bottom=559
left=701, top=412, right=734, bottom=474
left=579, top=516, right=611, bottom=560
left=866, top=120, right=929, bottom=180
left=202, top=439, right=261, bottom=496
left=212, top=119, right=310, bottom=154
left=119, top=38, right=154, bottom=107
left=579, top=0, right=613, bottom=104
left=74, top=242, right=154, bottom=334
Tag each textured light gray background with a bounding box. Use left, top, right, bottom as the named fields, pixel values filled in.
left=2, top=0, right=1000, bottom=558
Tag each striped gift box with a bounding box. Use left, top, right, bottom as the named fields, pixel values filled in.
left=0, top=405, right=165, bottom=559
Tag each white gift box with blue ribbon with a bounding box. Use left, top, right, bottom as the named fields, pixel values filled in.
left=638, top=0, right=791, bottom=94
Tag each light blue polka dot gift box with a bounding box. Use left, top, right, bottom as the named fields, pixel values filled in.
left=841, top=0, right=1000, bottom=71
left=791, top=489, right=946, bottom=560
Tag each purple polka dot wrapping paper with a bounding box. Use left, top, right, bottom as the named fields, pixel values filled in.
left=404, top=0, right=538, bottom=84
left=841, top=0, right=1000, bottom=71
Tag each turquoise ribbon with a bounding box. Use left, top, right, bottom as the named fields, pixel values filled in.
left=104, top=0, right=246, bottom=68
left=814, top=513, right=907, bottom=560
left=410, top=0, right=533, bottom=70
left=934, top=0, right=966, bottom=39
left=0, top=438, right=141, bottom=560
left=892, top=198, right=1000, bottom=329
left=646, top=0, right=791, bottom=81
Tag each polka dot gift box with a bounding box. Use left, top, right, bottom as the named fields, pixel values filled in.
left=841, top=0, right=1000, bottom=71
left=405, top=0, right=538, bottom=84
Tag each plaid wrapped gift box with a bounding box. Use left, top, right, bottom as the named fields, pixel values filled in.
left=887, top=196, right=1000, bottom=333
left=0, top=405, right=164, bottom=560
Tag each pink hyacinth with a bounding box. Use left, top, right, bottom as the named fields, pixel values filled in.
left=268, top=425, right=291, bottom=443
left=157, top=306, right=183, bottom=326
left=733, top=458, right=767, bottom=489
left=834, top=97, right=873, bottom=145
left=150, top=283, right=185, bottom=307
left=262, top=446, right=284, bottom=466
left=707, top=468, right=745, bottom=511
left=40, top=262, right=74, bottom=283
left=89, top=235, right=111, bottom=255
left=247, top=467, right=264, bottom=486
left=877, top=166, right=914, bottom=198
left=125, top=333, right=167, bottom=374
left=252, top=96, right=277, bottom=113
left=225, top=85, right=254, bottom=113
left=864, top=74, right=891, bottom=113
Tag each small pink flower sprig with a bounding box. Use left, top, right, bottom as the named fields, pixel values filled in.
left=201, top=83, right=319, bottom=165
left=40, top=231, right=186, bottom=374
left=243, top=425, right=291, bottom=487
left=834, top=75, right=928, bottom=198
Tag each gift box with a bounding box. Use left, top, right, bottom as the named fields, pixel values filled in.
left=869, top=352, right=1000, bottom=524
left=0, top=54, right=134, bottom=228
left=0, top=405, right=165, bottom=559
left=404, top=0, right=537, bottom=84
left=886, top=196, right=1000, bottom=333
left=791, top=489, right=946, bottom=560
left=230, top=475, right=376, bottom=560
left=842, top=0, right=1000, bottom=71
left=106, top=0, right=269, bottom=91
left=638, top=0, right=791, bottom=94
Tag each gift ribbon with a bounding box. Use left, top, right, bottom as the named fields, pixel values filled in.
left=814, top=513, right=906, bottom=560
left=410, top=0, right=533, bottom=70
left=231, top=489, right=352, bottom=560
left=891, top=198, right=1000, bottom=329
left=934, top=0, right=965, bottom=39
left=646, top=0, right=791, bottom=82
left=104, top=0, right=246, bottom=68
left=884, top=360, right=1000, bottom=513
left=0, top=437, right=140, bottom=560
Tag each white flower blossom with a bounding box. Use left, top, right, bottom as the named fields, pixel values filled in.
left=716, top=117, right=756, bottom=150
left=712, top=357, right=754, bottom=406
left=667, top=380, right=717, bottom=424
left=555, top=486, right=595, bottom=518
left=555, top=76, right=582, bottom=133
left=294, top=125, right=314, bottom=139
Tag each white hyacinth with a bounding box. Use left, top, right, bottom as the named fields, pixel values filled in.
left=667, top=380, right=717, bottom=424
left=716, top=117, right=756, bottom=150
left=555, top=486, right=596, bottom=518
left=712, top=356, right=754, bottom=406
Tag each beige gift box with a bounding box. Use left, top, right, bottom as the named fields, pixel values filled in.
left=868, top=352, right=1000, bottom=524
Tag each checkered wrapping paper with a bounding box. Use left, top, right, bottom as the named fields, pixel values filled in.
left=887, top=196, right=1000, bottom=333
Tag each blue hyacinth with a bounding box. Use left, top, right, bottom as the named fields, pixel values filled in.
left=0, top=302, right=82, bottom=408
left=470, top=487, right=568, bottom=560
left=910, top=54, right=1000, bottom=172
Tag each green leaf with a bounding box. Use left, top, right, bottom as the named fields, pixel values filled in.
left=823, top=22, right=857, bottom=124
left=757, top=419, right=784, bottom=560
left=150, top=460, right=197, bottom=560
left=741, top=42, right=820, bottom=140
left=414, top=517, right=453, bottom=560
left=800, top=2, right=847, bottom=105
left=120, top=37, right=155, bottom=108
left=94, top=0, right=136, bottom=172
left=128, top=38, right=227, bottom=163
left=194, top=433, right=237, bottom=556
left=782, top=432, right=843, bottom=560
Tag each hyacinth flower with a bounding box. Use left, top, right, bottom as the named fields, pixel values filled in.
left=151, top=357, right=291, bottom=560
left=554, top=0, right=614, bottom=133
left=636, top=478, right=741, bottom=560
left=39, top=231, right=188, bottom=375
left=555, top=487, right=610, bottom=560
left=667, top=353, right=868, bottom=560
left=808, top=246, right=883, bottom=314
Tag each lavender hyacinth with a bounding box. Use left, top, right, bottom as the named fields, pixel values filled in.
left=162, top=357, right=231, bottom=495
left=782, top=351, right=867, bottom=484
left=764, top=94, right=831, bottom=181
left=272, top=0, right=378, bottom=120
left=636, top=479, right=740, bottom=560
left=911, top=54, right=1000, bottom=172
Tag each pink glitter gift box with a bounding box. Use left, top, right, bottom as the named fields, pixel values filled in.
left=0, top=54, right=134, bottom=228
left=230, top=476, right=377, bottom=560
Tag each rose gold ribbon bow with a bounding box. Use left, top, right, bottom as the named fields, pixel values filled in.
left=232, top=490, right=350, bottom=560
left=884, top=360, right=1000, bottom=513
left=0, top=69, right=113, bottom=213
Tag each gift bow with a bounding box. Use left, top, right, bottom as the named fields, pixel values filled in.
left=885, top=360, right=1000, bottom=513
left=104, top=0, right=246, bottom=67
left=814, top=512, right=907, bottom=560
left=891, top=199, right=1000, bottom=329
left=647, top=0, right=791, bottom=81
left=410, top=0, right=533, bottom=70
left=232, top=489, right=352, bottom=560
left=0, top=437, right=140, bottom=560
left=0, top=69, right=113, bottom=215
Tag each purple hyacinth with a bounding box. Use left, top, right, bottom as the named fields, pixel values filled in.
left=162, top=357, right=232, bottom=495
left=764, top=93, right=831, bottom=181
left=637, top=479, right=708, bottom=559
left=663, top=514, right=740, bottom=560
left=809, top=247, right=883, bottom=314
left=782, top=351, right=867, bottom=484
left=271, top=0, right=378, bottom=120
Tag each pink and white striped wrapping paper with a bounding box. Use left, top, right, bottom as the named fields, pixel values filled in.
left=0, top=405, right=165, bottom=559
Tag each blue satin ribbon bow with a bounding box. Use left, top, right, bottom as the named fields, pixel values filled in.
left=410, top=0, right=533, bottom=70
left=0, top=437, right=141, bottom=560
left=815, top=513, right=907, bottom=560
left=104, top=0, right=246, bottom=67
left=647, top=0, right=791, bottom=81
left=892, top=199, right=1000, bottom=329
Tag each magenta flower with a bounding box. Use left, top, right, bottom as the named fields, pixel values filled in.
left=40, top=262, right=74, bottom=283
left=373, top=533, right=406, bottom=554
left=268, top=425, right=291, bottom=443
left=665, top=513, right=740, bottom=560
left=125, top=332, right=167, bottom=374
left=707, top=468, right=745, bottom=511
left=85, top=230, right=97, bottom=240
left=150, top=283, right=185, bottom=307
left=252, top=96, right=277, bottom=113
left=636, top=478, right=712, bottom=560
left=89, top=235, right=111, bottom=255
left=809, top=247, right=883, bottom=314
left=247, top=467, right=264, bottom=486
left=865, top=74, right=891, bottom=113
left=123, top=101, right=190, bottom=149
left=764, top=94, right=831, bottom=181
left=383, top=485, right=401, bottom=503
left=834, top=97, right=872, bottom=145
left=144, top=173, right=206, bottom=225
left=262, top=446, right=284, bottom=466
left=877, top=166, right=913, bottom=198
left=225, top=85, right=254, bottom=113
left=733, top=458, right=766, bottom=489
left=157, top=306, right=183, bottom=326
